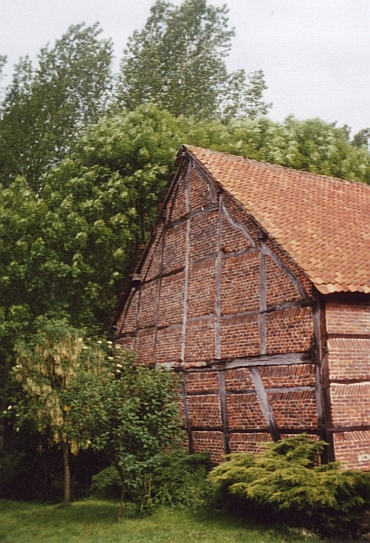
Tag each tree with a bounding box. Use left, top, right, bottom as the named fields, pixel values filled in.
left=1, top=105, right=369, bottom=456
left=116, top=0, right=271, bottom=120
left=0, top=23, right=113, bottom=191
left=90, top=347, right=183, bottom=517
left=12, top=318, right=108, bottom=505
left=352, top=127, right=370, bottom=148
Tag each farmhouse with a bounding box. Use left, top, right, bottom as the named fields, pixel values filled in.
left=112, top=145, right=370, bottom=469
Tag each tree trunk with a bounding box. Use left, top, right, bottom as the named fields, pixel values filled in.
left=62, top=441, right=71, bottom=505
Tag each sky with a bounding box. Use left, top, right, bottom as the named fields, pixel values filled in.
left=1, top=0, right=369, bottom=136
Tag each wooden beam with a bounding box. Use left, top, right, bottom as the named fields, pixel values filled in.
left=215, top=194, right=223, bottom=360
left=153, top=221, right=166, bottom=363
left=218, top=371, right=230, bottom=454
left=264, top=245, right=307, bottom=300
left=249, top=366, right=280, bottom=442
left=259, top=242, right=267, bottom=354
left=181, top=374, right=194, bottom=454
left=221, top=201, right=256, bottom=247
left=225, top=352, right=312, bottom=369
left=181, top=160, right=192, bottom=363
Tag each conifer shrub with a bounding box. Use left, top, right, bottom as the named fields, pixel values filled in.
left=207, top=435, right=370, bottom=537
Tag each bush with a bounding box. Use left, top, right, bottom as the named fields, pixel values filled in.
left=207, top=434, right=370, bottom=538
left=152, top=451, right=211, bottom=509
left=89, top=451, right=211, bottom=512
left=90, top=466, right=123, bottom=499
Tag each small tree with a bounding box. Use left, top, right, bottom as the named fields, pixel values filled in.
left=91, top=347, right=183, bottom=518
left=12, top=317, right=108, bottom=505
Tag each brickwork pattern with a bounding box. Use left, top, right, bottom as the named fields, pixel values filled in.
left=265, top=254, right=302, bottom=307
left=155, top=325, right=182, bottom=364
left=184, top=318, right=216, bottom=363
left=265, top=307, right=313, bottom=354
left=189, top=212, right=218, bottom=262
left=185, top=371, right=219, bottom=393
left=226, top=393, right=266, bottom=429
left=141, top=229, right=162, bottom=280
left=189, top=169, right=215, bottom=210
left=330, top=383, right=370, bottom=427
left=333, top=431, right=370, bottom=470
left=137, top=281, right=157, bottom=329
left=169, top=176, right=187, bottom=222
left=259, top=364, right=316, bottom=388
left=326, top=301, right=370, bottom=335
left=158, top=272, right=185, bottom=327
left=225, top=368, right=254, bottom=390
left=229, top=432, right=273, bottom=454
left=220, top=313, right=260, bottom=359
left=187, top=394, right=222, bottom=427
left=221, top=252, right=260, bottom=314
left=163, top=224, right=186, bottom=274
left=188, top=259, right=216, bottom=318
left=114, top=158, right=337, bottom=466
left=269, top=390, right=318, bottom=429
left=192, top=431, right=225, bottom=463
left=328, top=338, right=370, bottom=380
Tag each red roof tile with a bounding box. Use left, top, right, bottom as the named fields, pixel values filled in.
left=185, top=145, right=370, bottom=295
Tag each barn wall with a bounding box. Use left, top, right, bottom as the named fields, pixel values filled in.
left=115, top=157, right=322, bottom=463
left=325, top=296, right=370, bottom=469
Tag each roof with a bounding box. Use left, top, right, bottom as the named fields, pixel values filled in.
left=185, top=145, right=370, bottom=295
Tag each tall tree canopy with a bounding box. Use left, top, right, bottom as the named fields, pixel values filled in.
left=0, top=23, right=113, bottom=191
left=116, top=0, right=271, bottom=120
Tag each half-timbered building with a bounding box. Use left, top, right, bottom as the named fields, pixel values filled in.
left=112, top=145, right=370, bottom=469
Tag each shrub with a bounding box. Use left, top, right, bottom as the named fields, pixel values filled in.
left=207, top=434, right=370, bottom=537
left=90, top=466, right=122, bottom=499
left=152, top=451, right=211, bottom=509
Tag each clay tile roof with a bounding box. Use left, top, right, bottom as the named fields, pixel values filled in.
left=185, top=145, right=370, bottom=295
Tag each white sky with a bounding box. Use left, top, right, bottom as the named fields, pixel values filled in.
left=1, top=0, right=369, bottom=135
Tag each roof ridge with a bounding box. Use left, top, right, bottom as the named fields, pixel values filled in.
left=184, top=144, right=370, bottom=188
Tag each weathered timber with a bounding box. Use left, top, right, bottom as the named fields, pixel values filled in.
left=153, top=221, right=166, bottom=363
left=192, top=161, right=217, bottom=203
left=218, top=371, right=230, bottom=453
left=186, top=385, right=316, bottom=396
left=249, top=366, right=280, bottom=442
left=166, top=202, right=219, bottom=228
left=264, top=245, right=307, bottom=299
left=221, top=200, right=256, bottom=247
left=181, top=160, right=192, bottom=363
left=326, top=425, right=370, bottom=433
left=215, top=195, right=223, bottom=359
left=259, top=241, right=267, bottom=354
left=315, top=292, right=335, bottom=462
left=181, top=374, right=194, bottom=453
left=225, top=352, right=312, bottom=369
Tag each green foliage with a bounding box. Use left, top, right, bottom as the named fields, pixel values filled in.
left=208, top=434, right=370, bottom=537
left=11, top=317, right=110, bottom=504
left=90, top=347, right=184, bottom=513
left=0, top=23, right=113, bottom=190
left=12, top=317, right=107, bottom=452
left=0, top=500, right=317, bottom=543
left=116, top=0, right=271, bottom=120
left=151, top=451, right=211, bottom=508
left=90, top=467, right=123, bottom=500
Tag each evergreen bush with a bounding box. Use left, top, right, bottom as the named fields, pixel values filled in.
left=207, top=434, right=370, bottom=537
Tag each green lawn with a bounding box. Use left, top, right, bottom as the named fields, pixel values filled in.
left=0, top=499, right=321, bottom=543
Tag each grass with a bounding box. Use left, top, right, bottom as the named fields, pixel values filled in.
left=0, top=499, right=322, bottom=543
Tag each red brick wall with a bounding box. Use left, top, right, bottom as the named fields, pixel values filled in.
left=115, top=158, right=323, bottom=464
left=326, top=297, right=370, bottom=469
